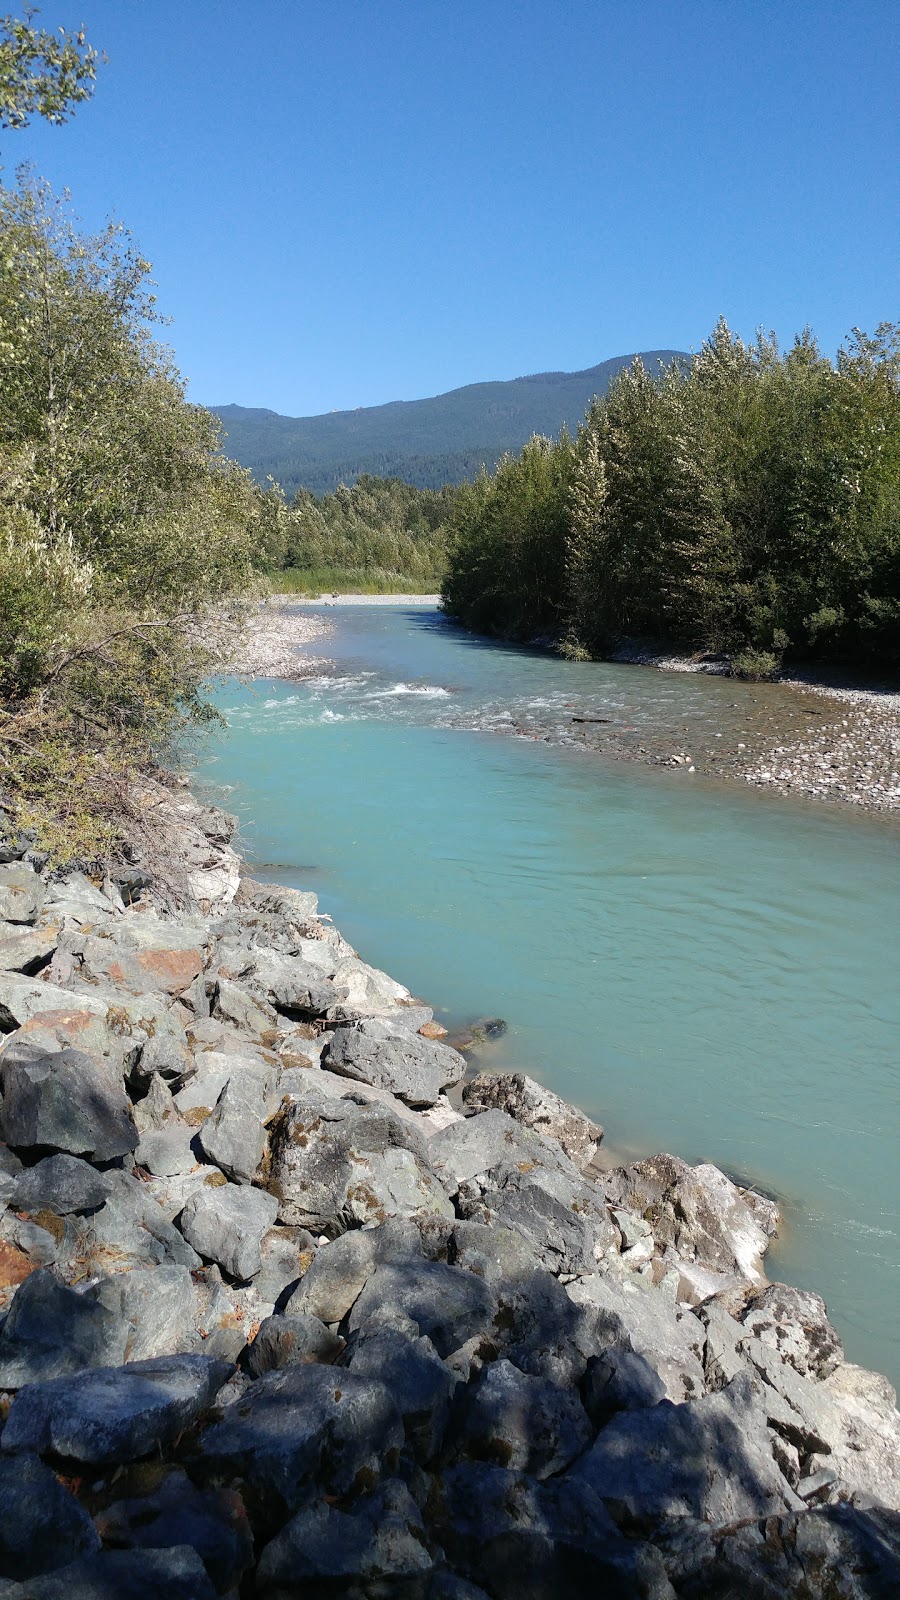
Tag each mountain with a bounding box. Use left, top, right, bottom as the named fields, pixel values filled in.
left=210, top=351, right=687, bottom=496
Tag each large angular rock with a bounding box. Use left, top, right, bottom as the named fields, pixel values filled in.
left=286, top=1217, right=422, bottom=1323
left=0, top=1047, right=138, bottom=1160
left=9, top=1154, right=111, bottom=1215
left=452, top=1357, right=593, bottom=1478
left=134, top=1122, right=196, bottom=1177
left=5, top=1544, right=218, bottom=1598
left=582, top=1348, right=668, bottom=1428
left=212, top=977, right=277, bottom=1042
left=450, top=1220, right=541, bottom=1285
left=458, top=1162, right=615, bottom=1277
left=173, top=1050, right=260, bottom=1114
left=348, top=1260, right=497, bottom=1358
left=429, top=1109, right=551, bottom=1192
left=342, top=1318, right=455, bottom=1461
left=570, top=1373, right=801, bottom=1528
left=429, top=1463, right=675, bottom=1600
left=196, top=1059, right=278, bottom=1182
left=179, top=1184, right=278, bottom=1281
left=604, top=1153, right=778, bottom=1290
left=325, top=1017, right=466, bottom=1107
left=463, top=1071, right=603, bottom=1170
left=1, top=1353, right=232, bottom=1464
left=741, top=1281, right=844, bottom=1379
left=77, top=923, right=206, bottom=998
left=0, top=1269, right=126, bottom=1387
left=236, top=947, right=343, bottom=1017
left=0, top=976, right=106, bottom=1035
left=196, top=1363, right=403, bottom=1520
left=665, top=1502, right=900, bottom=1600
left=257, top=1480, right=433, bottom=1593
left=267, top=1088, right=453, bottom=1231
left=65, top=1171, right=201, bottom=1274
left=0, top=863, right=45, bottom=924
left=0, top=926, right=58, bottom=975
left=93, top=1467, right=254, bottom=1595
left=567, top=1272, right=707, bottom=1402
left=493, top=1269, right=601, bottom=1388
left=98, top=1264, right=199, bottom=1362
left=244, top=1313, right=344, bottom=1376
left=0, top=1454, right=100, bottom=1579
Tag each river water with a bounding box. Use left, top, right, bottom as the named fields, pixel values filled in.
left=203, top=602, right=900, bottom=1386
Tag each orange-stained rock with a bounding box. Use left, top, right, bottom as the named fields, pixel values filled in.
left=0, top=1240, right=35, bottom=1288
left=418, top=1020, right=449, bottom=1040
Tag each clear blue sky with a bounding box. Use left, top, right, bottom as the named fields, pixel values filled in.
left=8, top=0, right=898, bottom=415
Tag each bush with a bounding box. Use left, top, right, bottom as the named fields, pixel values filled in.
left=730, top=649, right=779, bottom=681
left=0, top=173, right=257, bottom=863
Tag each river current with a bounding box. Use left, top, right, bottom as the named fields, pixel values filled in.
left=203, top=602, right=900, bottom=1386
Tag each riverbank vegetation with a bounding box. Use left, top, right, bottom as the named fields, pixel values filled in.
left=0, top=172, right=258, bottom=859
left=442, top=320, right=900, bottom=676
left=253, top=473, right=455, bottom=593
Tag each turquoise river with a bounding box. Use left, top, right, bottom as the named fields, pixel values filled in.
left=202, top=602, right=900, bottom=1387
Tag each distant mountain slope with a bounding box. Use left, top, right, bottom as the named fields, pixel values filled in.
left=210, top=350, right=687, bottom=496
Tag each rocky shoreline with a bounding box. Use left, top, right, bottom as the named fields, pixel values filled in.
left=0, top=800, right=897, bottom=1596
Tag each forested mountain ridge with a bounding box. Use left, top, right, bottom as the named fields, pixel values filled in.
left=210, top=351, right=687, bottom=495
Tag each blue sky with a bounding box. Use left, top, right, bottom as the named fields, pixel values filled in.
left=8, top=0, right=898, bottom=415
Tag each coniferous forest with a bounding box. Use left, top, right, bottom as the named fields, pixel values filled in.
left=441, top=321, right=900, bottom=677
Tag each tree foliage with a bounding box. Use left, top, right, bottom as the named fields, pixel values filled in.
left=254, top=472, right=457, bottom=587
left=0, top=173, right=258, bottom=858
left=0, top=6, right=100, bottom=131
left=442, top=319, right=900, bottom=673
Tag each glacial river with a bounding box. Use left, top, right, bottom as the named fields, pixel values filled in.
left=203, top=602, right=900, bottom=1386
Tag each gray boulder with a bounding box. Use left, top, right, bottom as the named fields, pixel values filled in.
left=257, top=1479, right=433, bottom=1593
left=98, top=1264, right=199, bottom=1362
left=267, top=1088, right=453, bottom=1231
left=212, top=977, right=277, bottom=1042
left=91, top=1467, right=253, bottom=1594
left=196, top=1061, right=276, bottom=1182
left=342, top=1318, right=455, bottom=1461
left=453, top=1357, right=593, bottom=1478
left=0, top=1454, right=100, bottom=1579
left=239, top=947, right=343, bottom=1016
left=285, top=1217, right=423, bottom=1323
left=9, top=1154, right=110, bottom=1215
left=325, top=1016, right=466, bottom=1107
left=244, top=1312, right=344, bottom=1376
left=429, top=1463, right=675, bottom=1600
left=0, top=927, right=58, bottom=975
left=741, top=1281, right=844, bottom=1379
left=492, top=1270, right=602, bottom=1388
left=463, top=1071, right=603, bottom=1170
left=0, top=1270, right=126, bottom=1387
left=134, top=1123, right=197, bottom=1178
left=3, top=1544, right=218, bottom=1598
left=567, top=1272, right=707, bottom=1402
left=665, top=1502, right=900, bottom=1600
left=604, top=1153, right=778, bottom=1291
left=428, top=1109, right=566, bottom=1193
left=0, top=976, right=106, bottom=1036
left=0, top=863, right=45, bottom=924
left=458, top=1163, right=615, bottom=1276
left=582, top=1348, right=668, bottom=1428
left=0, top=1047, right=138, bottom=1161
left=570, top=1373, right=801, bottom=1528
left=179, top=1184, right=278, bottom=1280
left=348, top=1260, right=497, bottom=1358
left=65, top=1171, right=201, bottom=1274
left=196, top=1363, right=403, bottom=1518
left=450, top=1220, right=541, bottom=1285
left=1, top=1352, right=232, bottom=1464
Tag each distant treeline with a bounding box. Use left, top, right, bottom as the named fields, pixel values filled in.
left=441, top=320, right=900, bottom=677
left=255, top=474, right=458, bottom=587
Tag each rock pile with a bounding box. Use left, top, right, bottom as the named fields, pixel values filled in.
left=0, top=813, right=897, bottom=1597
